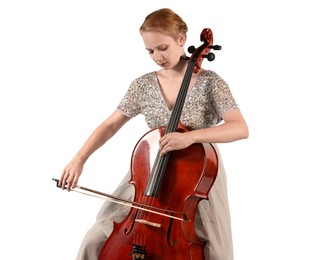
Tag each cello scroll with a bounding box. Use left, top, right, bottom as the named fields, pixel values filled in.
left=187, top=28, right=222, bottom=73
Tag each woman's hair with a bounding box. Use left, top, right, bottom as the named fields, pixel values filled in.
left=139, top=8, right=188, bottom=40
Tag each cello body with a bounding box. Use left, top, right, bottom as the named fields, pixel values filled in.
left=99, top=126, right=218, bottom=259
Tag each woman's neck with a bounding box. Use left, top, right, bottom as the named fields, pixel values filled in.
left=158, top=59, right=189, bottom=79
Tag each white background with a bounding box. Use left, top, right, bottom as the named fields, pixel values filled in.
left=1, top=0, right=334, bottom=259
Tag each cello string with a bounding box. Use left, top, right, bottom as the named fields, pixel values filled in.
left=137, top=60, right=196, bottom=224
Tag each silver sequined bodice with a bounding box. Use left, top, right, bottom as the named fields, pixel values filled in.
left=117, top=70, right=238, bottom=130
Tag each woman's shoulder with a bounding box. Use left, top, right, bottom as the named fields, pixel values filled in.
left=201, top=70, right=227, bottom=85
left=202, top=69, right=223, bottom=79
left=133, top=71, right=157, bottom=82
left=128, top=71, right=157, bottom=90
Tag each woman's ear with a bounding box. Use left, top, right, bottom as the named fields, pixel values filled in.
left=179, top=33, right=186, bottom=47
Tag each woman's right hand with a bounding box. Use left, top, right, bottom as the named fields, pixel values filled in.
left=59, top=155, right=84, bottom=191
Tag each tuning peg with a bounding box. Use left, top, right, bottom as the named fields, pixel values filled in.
left=187, top=46, right=196, bottom=54
left=211, top=45, right=222, bottom=51
left=203, top=53, right=215, bottom=61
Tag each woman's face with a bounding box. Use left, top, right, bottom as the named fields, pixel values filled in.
left=141, top=31, right=184, bottom=70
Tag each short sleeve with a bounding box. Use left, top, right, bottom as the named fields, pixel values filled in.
left=209, top=73, right=238, bottom=117
left=117, top=78, right=143, bottom=118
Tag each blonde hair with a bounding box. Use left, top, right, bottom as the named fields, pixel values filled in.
left=139, top=8, right=188, bottom=40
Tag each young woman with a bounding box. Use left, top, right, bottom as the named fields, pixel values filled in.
left=59, top=8, right=248, bottom=260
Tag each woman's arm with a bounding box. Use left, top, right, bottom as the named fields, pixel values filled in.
left=59, top=110, right=131, bottom=190
left=159, top=109, right=248, bottom=155
left=190, top=109, right=249, bottom=143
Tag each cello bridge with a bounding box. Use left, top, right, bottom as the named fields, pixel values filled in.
left=135, top=219, right=161, bottom=228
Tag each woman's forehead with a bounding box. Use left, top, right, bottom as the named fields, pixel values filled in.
left=141, top=31, right=177, bottom=48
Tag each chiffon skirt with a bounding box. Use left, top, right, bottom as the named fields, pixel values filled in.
left=76, top=147, right=234, bottom=260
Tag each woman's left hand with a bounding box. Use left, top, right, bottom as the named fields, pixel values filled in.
left=159, top=132, right=193, bottom=156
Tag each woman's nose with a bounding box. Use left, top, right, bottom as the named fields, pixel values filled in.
left=153, top=52, right=162, bottom=62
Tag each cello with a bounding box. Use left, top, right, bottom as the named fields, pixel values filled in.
left=99, top=28, right=222, bottom=259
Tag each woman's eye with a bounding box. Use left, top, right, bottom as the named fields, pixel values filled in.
left=158, top=46, right=168, bottom=51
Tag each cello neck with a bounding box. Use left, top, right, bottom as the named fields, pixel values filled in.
left=165, top=60, right=196, bottom=134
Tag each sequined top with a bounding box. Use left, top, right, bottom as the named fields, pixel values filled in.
left=117, top=70, right=238, bottom=130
